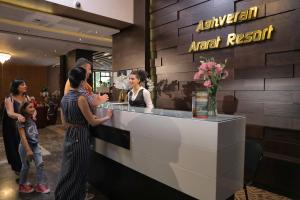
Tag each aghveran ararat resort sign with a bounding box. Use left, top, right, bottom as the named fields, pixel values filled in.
left=188, top=6, right=274, bottom=52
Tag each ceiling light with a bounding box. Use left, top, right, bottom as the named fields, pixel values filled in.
left=108, top=56, right=112, bottom=59
left=18, top=36, right=22, bottom=40
left=0, top=53, right=11, bottom=64
left=54, top=50, right=57, bottom=53
left=79, top=38, right=82, bottom=41
left=103, top=52, right=110, bottom=56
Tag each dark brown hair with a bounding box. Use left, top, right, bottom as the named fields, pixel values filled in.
left=130, top=70, right=147, bottom=84
left=19, top=101, right=32, bottom=118
left=10, top=80, right=26, bottom=95
left=69, top=67, right=86, bottom=88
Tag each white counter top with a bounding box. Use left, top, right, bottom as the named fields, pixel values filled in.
left=92, top=106, right=246, bottom=200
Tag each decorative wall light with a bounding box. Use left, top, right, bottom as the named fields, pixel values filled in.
left=0, top=52, right=11, bottom=98
left=0, top=53, right=11, bottom=64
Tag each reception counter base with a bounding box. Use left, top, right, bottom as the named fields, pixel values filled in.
left=88, top=150, right=235, bottom=200
left=91, top=107, right=245, bottom=199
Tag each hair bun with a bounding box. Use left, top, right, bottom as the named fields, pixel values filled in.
left=137, top=70, right=147, bottom=82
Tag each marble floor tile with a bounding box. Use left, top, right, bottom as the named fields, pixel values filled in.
left=0, top=125, right=109, bottom=200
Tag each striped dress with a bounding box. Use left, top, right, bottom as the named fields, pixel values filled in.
left=55, top=90, right=90, bottom=200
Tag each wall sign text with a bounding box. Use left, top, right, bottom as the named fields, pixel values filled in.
left=188, top=6, right=275, bottom=53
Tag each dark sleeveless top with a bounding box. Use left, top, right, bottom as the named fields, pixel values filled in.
left=2, top=95, right=30, bottom=172
left=60, top=90, right=87, bottom=126
left=128, top=89, right=146, bottom=107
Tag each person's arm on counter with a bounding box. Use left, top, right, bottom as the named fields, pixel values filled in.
left=78, top=95, right=112, bottom=126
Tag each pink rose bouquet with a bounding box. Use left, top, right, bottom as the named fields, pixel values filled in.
left=193, top=57, right=228, bottom=95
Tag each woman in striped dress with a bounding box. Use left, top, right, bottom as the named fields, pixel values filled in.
left=55, top=67, right=112, bottom=200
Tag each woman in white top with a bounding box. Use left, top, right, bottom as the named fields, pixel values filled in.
left=128, top=70, right=153, bottom=109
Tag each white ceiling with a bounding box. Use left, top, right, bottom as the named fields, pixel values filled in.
left=0, top=3, right=118, bottom=66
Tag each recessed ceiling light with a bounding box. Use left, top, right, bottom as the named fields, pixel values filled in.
left=25, top=29, right=30, bottom=32
left=18, top=36, right=22, bottom=40
left=103, top=52, right=110, bottom=56
left=95, top=31, right=99, bottom=34
left=79, top=38, right=82, bottom=41
left=54, top=50, right=57, bottom=53
left=108, top=56, right=112, bottom=59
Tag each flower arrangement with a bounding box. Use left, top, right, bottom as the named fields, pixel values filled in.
left=146, top=78, right=154, bottom=92
left=193, top=57, right=228, bottom=94
left=114, top=74, right=130, bottom=90
left=193, top=57, right=228, bottom=116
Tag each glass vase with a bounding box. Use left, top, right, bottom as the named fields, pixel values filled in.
left=208, top=92, right=217, bottom=117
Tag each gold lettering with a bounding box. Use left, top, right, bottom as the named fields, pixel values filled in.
left=248, top=6, right=258, bottom=20
left=239, top=10, right=248, bottom=21
left=227, top=33, right=236, bottom=46
left=196, top=42, right=201, bottom=50
left=225, top=25, right=274, bottom=48
left=266, top=25, right=274, bottom=39
left=194, top=6, right=260, bottom=32
left=219, top=15, right=227, bottom=26
left=189, top=24, right=274, bottom=53
left=208, top=36, right=222, bottom=48
left=236, top=34, right=244, bottom=44
left=199, top=41, right=208, bottom=50
left=244, top=32, right=253, bottom=43
left=252, top=30, right=262, bottom=41
left=188, top=36, right=222, bottom=52
left=226, top=13, right=235, bottom=24
left=204, top=20, right=212, bottom=30
left=196, top=21, right=204, bottom=32
left=188, top=41, right=197, bottom=52
left=261, top=26, right=269, bottom=40
left=234, top=11, right=240, bottom=23
left=212, top=17, right=219, bottom=28
left=216, top=36, right=222, bottom=48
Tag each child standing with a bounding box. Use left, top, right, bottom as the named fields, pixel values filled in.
left=17, top=102, right=50, bottom=193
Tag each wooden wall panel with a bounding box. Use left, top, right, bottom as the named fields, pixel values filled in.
left=47, top=66, right=60, bottom=93
left=236, top=0, right=266, bottom=18
left=235, top=91, right=297, bottom=103
left=177, top=0, right=208, bottom=11
left=150, top=3, right=300, bottom=194
left=150, top=1, right=300, bottom=192
left=235, top=65, right=294, bottom=79
left=267, top=51, right=300, bottom=65
left=264, top=103, right=300, bottom=118
left=151, top=0, right=178, bottom=12
left=113, top=0, right=149, bottom=71
left=0, top=63, right=47, bottom=102
left=265, top=78, right=300, bottom=90
left=152, top=4, right=178, bottom=27
left=295, top=64, right=300, bottom=77
left=266, top=0, right=300, bottom=16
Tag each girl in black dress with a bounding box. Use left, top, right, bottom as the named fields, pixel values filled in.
left=128, top=70, right=153, bottom=109
left=2, top=80, right=30, bottom=174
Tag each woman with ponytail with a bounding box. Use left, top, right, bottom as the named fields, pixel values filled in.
left=128, top=70, right=153, bottom=109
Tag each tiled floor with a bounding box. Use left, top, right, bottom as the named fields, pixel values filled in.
left=0, top=125, right=109, bottom=200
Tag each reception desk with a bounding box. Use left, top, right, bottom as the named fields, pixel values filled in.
left=89, top=105, right=246, bottom=200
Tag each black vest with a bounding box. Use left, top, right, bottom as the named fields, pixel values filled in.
left=129, top=89, right=146, bottom=107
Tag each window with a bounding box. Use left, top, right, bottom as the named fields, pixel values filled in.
left=93, top=70, right=111, bottom=92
